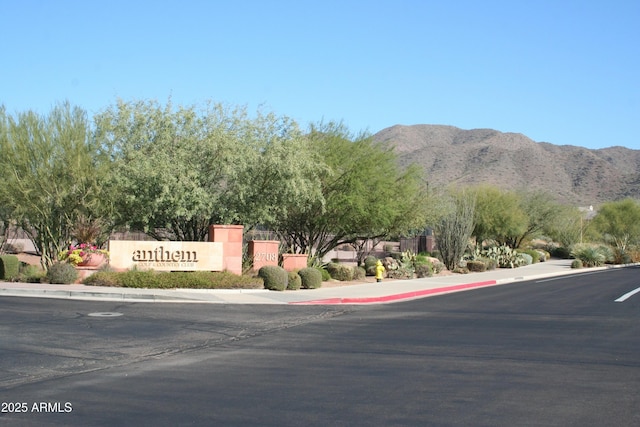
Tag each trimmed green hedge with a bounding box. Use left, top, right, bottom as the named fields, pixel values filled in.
left=0, top=255, right=20, bottom=280
left=83, top=270, right=263, bottom=289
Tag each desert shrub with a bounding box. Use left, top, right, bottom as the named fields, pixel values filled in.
left=596, top=245, right=614, bottom=263
left=466, top=260, right=487, bottom=272
left=18, top=263, right=45, bottom=283
left=258, top=265, right=288, bottom=291
left=414, top=263, right=433, bottom=278
left=519, top=253, right=533, bottom=266
left=299, top=267, right=322, bottom=289
left=571, top=244, right=606, bottom=268
left=118, top=270, right=164, bottom=288
left=0, top=255, right=20, bottom=280
left=83, top=271, right=123, bottom=287
left=612, top=248, right=631, bottom=264
left=326, top=262, right=353, bottom=281
left=480, top=257, right=497, bottom=270
left=46, top=262, right=78, bottom=284
left=627, top=248, right=640, bottom=263
left=382, top=257, right=399, bottom=271
left=414, top=254, right=430, bottom=266
left=431, top=260, right=445, bottom=274
left=386, top=266, right=413, bottom=279
left=352, top=266, right=366, bottom=280
left=287, top=271, right=302, bottom=290
left=571, top=259, right=583, bottom=269
left=537, top=249, right=550, bottom=261
left=552, top=246, right=571, bottom=259
left=364, top=256, right=378, bottom=276
left=316, top=266, right=331, bottom=281
left=521, top=249, right=542, bottom=263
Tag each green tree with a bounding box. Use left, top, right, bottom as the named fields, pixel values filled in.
left=272, top=121, right=428, bottom=265
left=0, top=103, right=112, bottom=267
left=544, top=205, right=584, bottom=248
left=472, top=186, right=527, bottom=248
left=94, top=99, right=322, bottom=240
left=591, top=198, right=640, bottom=253
left=508, top=191, right=560, bottom=248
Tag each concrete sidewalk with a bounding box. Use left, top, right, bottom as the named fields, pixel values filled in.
left=0, top=259, right=603, bottom=305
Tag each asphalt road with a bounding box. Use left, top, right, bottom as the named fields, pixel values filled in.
left=1, top=266, right=639, bottom=426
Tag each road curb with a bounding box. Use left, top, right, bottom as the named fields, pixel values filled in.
left=289, top=280, right=498, bottom=305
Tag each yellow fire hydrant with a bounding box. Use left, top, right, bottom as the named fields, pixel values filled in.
left=375, top=260, right=385, bottom=282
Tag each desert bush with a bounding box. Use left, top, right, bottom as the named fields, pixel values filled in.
left=364, top=256, right=378, bottom=276
left=258, top=265, right=288, bottom=291
left=520, top=249, right=542, bottom=263
left=386, top=266, right=413, bottom=279
left=466, top=260, right=487, bottom=272
left=552, top=246, right=571, bottom=259
left=18, top=263, right=45, bottom=283
left=596, top=245, right=614, bottom=263
left=326, top=262, right=353, bottom=281
left=571, top=244, right=606, bottom=268
left=46, top=262, right=78, bottom=284
left=414, top=263, right=433, bottom=278
left=83, top=271, right=122, bottom=287
left=571, top=259, right=583, bottom=269
left=316, top=266, right=331, bottom=281
left=0, top=255, right=20, bottom=280
left=480, top=257, right=497, bottom=270
left=287, top=271, right=302, bottom=290
left=431, top=260, right=445, bottom=274
left=299, top=267, right=322, bottom=289
left=352, top=266, right=366, bottom=280
left=519, top=253, right=533, bottom=266
left=612, top=248, right=631, bottom=264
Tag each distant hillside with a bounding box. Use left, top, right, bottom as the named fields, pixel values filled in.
left=372, top=124, right=640, bottom=205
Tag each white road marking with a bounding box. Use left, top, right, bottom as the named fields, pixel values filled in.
left=536, top=270, right=609, bottom=283
left=615, top=287, right=640, bottom=303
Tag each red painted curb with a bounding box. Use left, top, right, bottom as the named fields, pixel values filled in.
left=289, top=280, right=498, bottom=305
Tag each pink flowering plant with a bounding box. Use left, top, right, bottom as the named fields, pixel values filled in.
left=59, top=243, right=109, bottom=266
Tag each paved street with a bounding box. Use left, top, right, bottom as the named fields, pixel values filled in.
left=1, top=266, right=639, bottom=426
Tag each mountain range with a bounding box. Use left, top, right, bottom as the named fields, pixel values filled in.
left=372, top=124, right=640, bottom=205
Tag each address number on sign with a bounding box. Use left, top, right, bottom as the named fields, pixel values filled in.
left=254, top=252, right=278, bottom=262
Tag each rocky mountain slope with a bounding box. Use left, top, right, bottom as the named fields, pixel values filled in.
left=373, top=124, right=640, bottom=205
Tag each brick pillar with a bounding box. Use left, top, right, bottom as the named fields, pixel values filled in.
left=282, top=254, right=308, bottom=271
left=208, top=225, right=244, bottom=275
left=248, top=240, right=280, bottom=271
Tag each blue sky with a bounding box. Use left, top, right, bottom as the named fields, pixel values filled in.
left=1, top=0, right=638, bottom=149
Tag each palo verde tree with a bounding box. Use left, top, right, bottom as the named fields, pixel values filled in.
left=544, top=204, right=585, bottom=248
left=0, top=103, right=113, bottom=267
left=471, top=185, right=527, bottom=248
left=271, top=121, right=429, bottom=265
left=591, top=198, right=640, bottom=255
